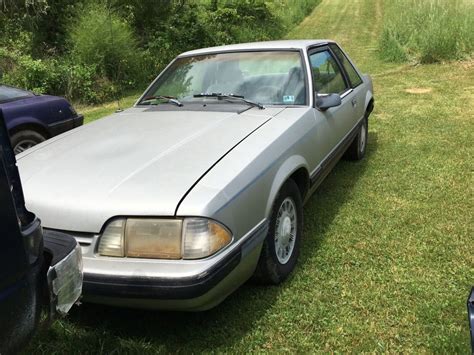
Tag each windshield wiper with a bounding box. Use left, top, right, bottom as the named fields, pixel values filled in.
left=140, top=95, right=183, bottom=107
left=193, top=93, right=264, bottom=110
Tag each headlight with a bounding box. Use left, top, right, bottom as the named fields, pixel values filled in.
left=126, top=219, right=182, bottom=259
left=97, top=219, right=125, bottom=257
left=98, top=218, right=232, bottom=260
left=182, top=218, right=232, bottom=259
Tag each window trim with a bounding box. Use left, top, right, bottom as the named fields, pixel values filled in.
left=329, top=44, right=363, bottom=89
left=136, top=49, right=311, bottom=108
left=306, top=45, right=351, bottom=98
left=0, top=85, right=35, bottom=104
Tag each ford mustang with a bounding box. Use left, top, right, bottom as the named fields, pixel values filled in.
left=17, top=40, right=374, bottom=311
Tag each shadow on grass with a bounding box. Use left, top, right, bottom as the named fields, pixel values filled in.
left=298, top=131, right=378, bottom=267
left=35, top=133, right=378, bottom=353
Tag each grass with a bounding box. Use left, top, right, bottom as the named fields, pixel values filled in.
left=269, top=0, right=322, bottom=30
left=378, top=0, right=474, bottom=63
left=26, top=0, right=473, bottom=352
left=74, top=91, right=141, bottom=124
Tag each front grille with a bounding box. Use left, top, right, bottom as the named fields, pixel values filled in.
left=43, top=228, right=95, bottom=247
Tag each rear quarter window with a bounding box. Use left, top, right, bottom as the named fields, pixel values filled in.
left=330, top=44, right=363, bottom=88
left=0, top=85, right=34, bottom=103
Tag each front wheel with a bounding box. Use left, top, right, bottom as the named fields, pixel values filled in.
left=253, top=179, right=303, bottom=284
left=10, top=130, right=46, bottom=155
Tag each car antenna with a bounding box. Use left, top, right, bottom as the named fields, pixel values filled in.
left=107, top=1, right=123, bottom=113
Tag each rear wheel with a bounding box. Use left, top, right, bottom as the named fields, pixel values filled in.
left=253, top=179, right=303, bottom=284
left=344, top=115, right=368, bottom=161
left=10, top=130, right=46, bottom=155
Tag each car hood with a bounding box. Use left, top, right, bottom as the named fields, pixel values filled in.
left=18, top=106, right=283, bottom=233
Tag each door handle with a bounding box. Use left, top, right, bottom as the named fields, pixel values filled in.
left=351, top=98, right=357, bottom=107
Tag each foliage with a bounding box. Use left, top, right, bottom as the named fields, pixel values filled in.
left=0, top=45, right=119, bottom=104
left=203, top=0, right=283, bottom=44
left=29, top=0, right=84, bottom=57
left=379, top=0, right=474, bottom=63
left=269, top=0, right=321, bottom=29
left=70, top=2, right=148, bottom=92
left=379, top=28, right=408, bottom=63
left=0, top=0, right=320, bottom=104
left=0, top=47, right=61, bottom=94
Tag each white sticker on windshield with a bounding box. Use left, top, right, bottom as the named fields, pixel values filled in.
left=283, top=95, right=295, bottom=104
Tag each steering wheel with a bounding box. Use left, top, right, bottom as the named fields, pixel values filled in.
left=253, top=85, right=280, bottom=104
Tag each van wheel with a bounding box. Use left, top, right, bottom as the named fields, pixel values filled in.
left=10, top=130, right=46, bottom=155
left=253, top=179, right=303, bottom=284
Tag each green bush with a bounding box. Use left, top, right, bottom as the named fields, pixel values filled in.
left=379, top=0, right=474, bottom=63
left=379, top=28, right=408, bottom=63
left=59, top=62, right=102, bottom=104
left=0, top=47, right=60, bottom=94
left=268, top=0, right=321, bottom=30
left=0, top=47, right=119, bottom=104
left=204, top=1, right=283, bottom=44
left=145, top=2, right=212, bottom=71
left=69, top=2, right=145, bottom=93
left=0, top=0, right=322, bottom=104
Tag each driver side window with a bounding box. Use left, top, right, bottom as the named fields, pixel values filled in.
left=309, top=50, right=347, bottom=94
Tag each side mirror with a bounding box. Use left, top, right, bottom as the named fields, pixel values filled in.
left=315, top=93, right=342, bottom=111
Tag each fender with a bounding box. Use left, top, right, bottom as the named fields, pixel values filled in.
left=362, top=75, right=374, bottom=113
left=6, top=116, right=49, bottom=135
left=265, top=155, right=309, bottom=217
left=365, top=90, right=373, bottom=112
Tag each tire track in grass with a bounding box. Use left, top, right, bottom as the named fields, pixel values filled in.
left=287, top=0, right=391, bottom=74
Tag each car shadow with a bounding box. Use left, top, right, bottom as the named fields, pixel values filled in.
left=297, top=131, right=379, bottom=269
left=47, top=132, right=379, bottom=352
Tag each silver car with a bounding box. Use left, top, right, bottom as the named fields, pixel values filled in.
left=17, top=40, right=374, bottom=311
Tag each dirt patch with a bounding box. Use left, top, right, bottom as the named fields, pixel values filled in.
left=405, top=87, right=432, bottom=94
left=460, top=59, right=474, bottom=70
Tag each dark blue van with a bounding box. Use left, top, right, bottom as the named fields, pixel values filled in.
left=0, top=109, right=82, bottom=353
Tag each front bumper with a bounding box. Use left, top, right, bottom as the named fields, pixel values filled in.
left=84, top=245, right=241, bottom=300
left=81, top=220, right=268, bottom=311
left=49, top=114, right=84, bottom=137
left=43, top=231, right=83, bottom=315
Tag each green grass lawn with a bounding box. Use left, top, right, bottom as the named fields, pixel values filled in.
left=27, top=0, right=473, bottom=352
left=75, top=91, right=141, bottom=124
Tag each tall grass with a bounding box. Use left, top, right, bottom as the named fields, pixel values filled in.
left=268, top=0, right=322, bottom=31
left=379, top=0, right=474, bottom=63
left=199, top=0, right=321, bottom=38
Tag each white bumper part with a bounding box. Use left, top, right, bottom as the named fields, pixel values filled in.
left=47, top=244, right=83, bottom=315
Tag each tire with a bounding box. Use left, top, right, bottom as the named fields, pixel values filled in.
left=253, top=179, right=303, bottom=284
left=344, top=115, right=368, bottom=161
left=10, top=130, right=46, bottom=155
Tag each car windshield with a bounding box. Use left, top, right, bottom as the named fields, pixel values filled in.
left=0, top=85, right=34, bottom=104
left=139, top=51, right=307, bottom=106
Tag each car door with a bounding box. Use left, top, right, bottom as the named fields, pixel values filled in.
left=303, top=47, right=356, bottom=179
left=309, top=47, right=356, bottom=146
left=329, top=44, right=366, bottom=123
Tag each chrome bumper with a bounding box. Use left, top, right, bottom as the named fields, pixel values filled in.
left=46, top=244, right=83, bottom=315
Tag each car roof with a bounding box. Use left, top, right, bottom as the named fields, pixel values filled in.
left=179, top=40, right=335, bottom=57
